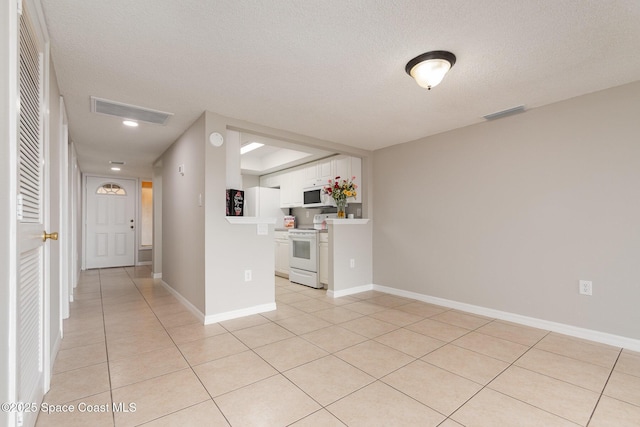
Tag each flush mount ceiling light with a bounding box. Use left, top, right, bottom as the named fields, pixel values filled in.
left=240, top=142, right=264, bottom=155
left=123, top=120, right=138, bottom=127
left=405, top=50, right=456, bottom=90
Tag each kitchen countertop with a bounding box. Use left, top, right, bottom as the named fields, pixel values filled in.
left=275, top=227, right=328, bottom=233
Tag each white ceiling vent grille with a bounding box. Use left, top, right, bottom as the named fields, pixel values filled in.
left=90, top=96, right=173, bottom=125
left=483, top=105, right=526, bottom=121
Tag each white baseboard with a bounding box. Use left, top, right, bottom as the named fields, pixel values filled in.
left=49, top=332, right=62, bottom=375
left=158, top=280, right=205, bottom=323
left=372, top=283, right=640, bottom=352
left=153, top=272, right=162, bottom=279
left=157, top=280, right=276, bottom=326
left=328, top=284, right=374, bottom=298
left=204, top=303, right=277, bottom=325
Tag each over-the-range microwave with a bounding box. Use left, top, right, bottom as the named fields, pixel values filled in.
left=302, top=186, right=334, bottom=208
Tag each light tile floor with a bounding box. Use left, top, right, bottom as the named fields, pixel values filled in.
left=36, top=266, right=640, bottom=426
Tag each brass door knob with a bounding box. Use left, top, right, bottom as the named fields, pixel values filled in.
left=43, top=231, right=59, bottom=242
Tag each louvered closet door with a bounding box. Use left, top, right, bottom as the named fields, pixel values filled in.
left=17, top=5, right=46, bottom=426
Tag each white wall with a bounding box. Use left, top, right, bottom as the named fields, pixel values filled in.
left=329, top=222, right=373, bottom=294
left=204, top=112, right=275, bottom=319
left=152, top=165, right=162, bottom=278
left=0, top=0, right=16, bottom=421
left=47, top=60, right=64, bottom=370
left=242, top=174, right=260, bottom=189
left=158, top=110, right=372, bottom=321
left=161, top=114, right=207, bottom=311
left=69, top=142, right=82, bottom=298
left=372, top=81, right=640, bottom=340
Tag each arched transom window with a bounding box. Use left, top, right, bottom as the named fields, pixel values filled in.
left=96, top=183, right=126, bottom=195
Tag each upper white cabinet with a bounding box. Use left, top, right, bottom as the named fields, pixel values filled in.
left=351, top=156, right=362, bottom=203
left=260, top=173, right=281, bottom=188
left=317, top=159, right=334, bottom=184
left=334, top=155, right=351, bottom=182
left=259, top=155, right=363, bottom=207
left=280, top=168, right=304, bottom=208
left=304, top=163, right=318, bottom=185
left=332, top=155, right=362, bottom=203
left=303, top=159, right=333, bottom=188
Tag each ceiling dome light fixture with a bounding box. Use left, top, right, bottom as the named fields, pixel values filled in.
left=405, top=50, right=456, bottom=90
left=123, top=120, right=139, bottom=127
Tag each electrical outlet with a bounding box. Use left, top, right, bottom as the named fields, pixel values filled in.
left=244, top=270, right=252, bottom=282
left=306, top=211, right=310, bottom=218
left=356, top=208, right=362, bottom=217
left=350, top=259, right=355, bottom=268
left=579, top=280, right=592, bottom=296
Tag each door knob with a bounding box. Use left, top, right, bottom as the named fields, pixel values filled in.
left=43, top=231, right=59, bottom=242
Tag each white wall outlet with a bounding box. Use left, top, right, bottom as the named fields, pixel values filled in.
left=178, top=164, right=185, bottom=176
left=244, top=270, right=252, bottom=282
left=579, top=280, right=592, bottom=296
left=257, top=223, right=268, bottom=235
left=356, top=208, right=361, bottom=217
left=306, top=211, right=310, bottom=218
left=350, top=259, right=355, bottom=268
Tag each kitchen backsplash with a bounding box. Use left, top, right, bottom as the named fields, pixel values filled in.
left=291, top=204, right=362, bottom=228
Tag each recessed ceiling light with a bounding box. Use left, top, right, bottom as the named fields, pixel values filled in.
left=240, top=142, right=264, bottom=155
left=110, top=167, right=121, bottom=171
left=123, top=120, right=138, bottom=127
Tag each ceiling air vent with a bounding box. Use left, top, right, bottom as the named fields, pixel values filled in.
left=90, top=96, right=173, bottom=125
left=483, top=105, right=526, bottom=121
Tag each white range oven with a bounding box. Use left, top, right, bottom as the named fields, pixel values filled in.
left=288, top=229, right=321, bottom=288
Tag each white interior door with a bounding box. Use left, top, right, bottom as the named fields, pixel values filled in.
left=85, top=177, right=136, bottom=269
left=16, top=5, right=47, bottom=427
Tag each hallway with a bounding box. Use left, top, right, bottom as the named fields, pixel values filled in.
left=36, top=268, right=640, bottom=426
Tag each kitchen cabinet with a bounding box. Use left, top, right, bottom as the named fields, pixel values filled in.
left=332, top=155, right=362, bottom=203
left=351, top=156, right=362, bottom=203
left=334, top=155, right=351, bottom=182
left=303, top=160, right=333, bottom=188
left=260, top=173, right=282, bottom=189
left=274, top=230, right=290, bottom=277
left=280, top=168, right=304, bottom=208
left=259, top=154, right=363, bottom=207
left=304, top=163, right=318, bottom=185
left=317, top=158, right=334, bottom=183
left=319, top=232, right=329, bottom=286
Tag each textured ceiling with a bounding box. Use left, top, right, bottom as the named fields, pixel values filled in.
left=39, top=0, right=640, bottom=178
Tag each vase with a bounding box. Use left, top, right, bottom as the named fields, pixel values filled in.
left=336, top=198, right=346, bottom=218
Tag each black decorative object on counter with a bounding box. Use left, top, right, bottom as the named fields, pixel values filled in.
left=226, top=189, right=244, bottom=216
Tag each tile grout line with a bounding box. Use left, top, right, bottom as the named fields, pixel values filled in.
left=443, top=327, right=553, bottom=425
left=584, top=348, right=623, bottom=427
left=59, top=271, right=636, bottom=426
left=98, top=268, right=117, bottom=427
left=124, top=267, right=233, bottom=427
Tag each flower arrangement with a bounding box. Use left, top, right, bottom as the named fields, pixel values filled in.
left=324, top=176, right=357, bottom=218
